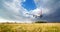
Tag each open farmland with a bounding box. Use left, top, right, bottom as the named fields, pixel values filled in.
left=0, top=23, right=60, bottom=32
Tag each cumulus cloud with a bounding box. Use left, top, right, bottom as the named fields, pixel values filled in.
left=0, top=0, right=33, bottom=23
left=34, top=0, right=60, bottom=22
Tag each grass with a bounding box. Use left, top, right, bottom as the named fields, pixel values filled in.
left=0, top=23, right=60, bottom=32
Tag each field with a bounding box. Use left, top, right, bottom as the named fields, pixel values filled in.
left=0, top=23, right=60, bottom=32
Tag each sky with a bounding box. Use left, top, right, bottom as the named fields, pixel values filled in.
left=22, top=0, right=37, bottom=11
left=0, top=0, right=60, bottom=23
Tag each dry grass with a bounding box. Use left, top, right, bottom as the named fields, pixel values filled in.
left=0, top=23, right=60, bottom=32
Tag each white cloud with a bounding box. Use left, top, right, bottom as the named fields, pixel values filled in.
left=0, top=0, right=34, bottom=23
left=34, top=0, right=56, bottom=15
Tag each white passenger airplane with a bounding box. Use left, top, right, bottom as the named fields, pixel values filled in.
left=26, top=9, right=43, bottom=18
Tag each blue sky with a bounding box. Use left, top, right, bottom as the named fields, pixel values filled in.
left=22, top=0, right=37, bottom=11
left=0, top=0, right=60, bottom=23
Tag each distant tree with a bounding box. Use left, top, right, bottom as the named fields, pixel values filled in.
left=35, top=21, right=47, bottom=23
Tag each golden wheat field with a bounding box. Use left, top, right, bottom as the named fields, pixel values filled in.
left=0, top=23, right=60, bottom=32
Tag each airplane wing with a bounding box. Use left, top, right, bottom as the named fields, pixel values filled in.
left=26, top=13, right=37, bottom=18
left=26, top=13, right=40, bottom=18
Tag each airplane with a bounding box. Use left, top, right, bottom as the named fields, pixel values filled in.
left=26, top=9, right=43, bottom=18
